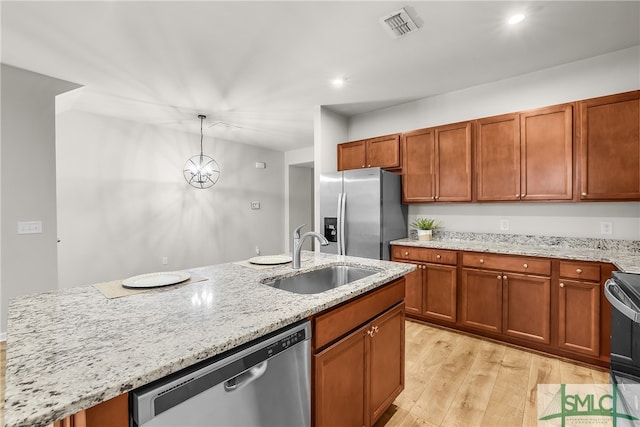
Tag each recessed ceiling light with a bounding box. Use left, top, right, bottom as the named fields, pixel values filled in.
left=331, top=78, right=346, bottom=88
left=508, top=13, right=525, bottom=25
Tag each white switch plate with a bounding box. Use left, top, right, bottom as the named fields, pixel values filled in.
left=499, top=219, right=510, bottom=231
left=600, top=221, right=613, bottom=235
left=162, top=257, right=168, bottom=265
left=18, top=221, right=42, bottom=234
left=251, top=201, right=261, bottom=210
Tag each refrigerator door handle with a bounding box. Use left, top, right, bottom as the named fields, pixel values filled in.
left=336, top=193, right=343, bottom=255
left=340, top=192, right=347, bottom=255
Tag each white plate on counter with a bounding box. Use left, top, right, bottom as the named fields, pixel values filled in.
left=248, top=255, right=292, bottom=265
left=122, top=271, right=191, bottom=288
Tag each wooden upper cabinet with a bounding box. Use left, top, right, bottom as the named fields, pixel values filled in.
left=366, top=134, right=401, bottom=169
left=337, top=134, right=400, bottom=171
left=401, top=122, right=472, bottom=203
left=520, top=104, right=573, bottom=200
left=435, top=121, right=472, bottom=202
left=337, top=140, right=366, bottom=171
left=476, top=104, right=574, bottom=202
left=476, top=114, right=521, bottom=201
left=402, top=128, right=435, bottom=202
left=579, top=91, right=640, bottom=200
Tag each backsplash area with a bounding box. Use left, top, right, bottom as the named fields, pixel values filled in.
left=426, top=231, right=640, bottom=253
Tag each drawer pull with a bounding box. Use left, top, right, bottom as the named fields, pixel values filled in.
left=515, top=194, right=520, bottom=198
left=367, top=164, right=371, bottom=167
left=404, top=251, right=409, bottom=256
left=581, top=192, right=587, bottom=196
left=497, top=275, right=502, bottom=280
left=436, top=254, right=441, bottom=259
left=560, top=282, right=565, bottom=288
left=480, top=259, right=485, bottom=264
left=523, top=263, right=528, bottom=268
left=576, top=268, right=583, bottom=274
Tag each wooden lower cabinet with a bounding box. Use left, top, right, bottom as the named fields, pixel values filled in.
left=314, top=302, right=405, bottom=427
left=50, top=394, right=128, bottom=427
left=460, top=268, right=503, bottom=333
left=502, top=272, right=551, bottom=344
left=461, top=268, right=551, bottom=344
left=423, top=264, right=457, bottom=323
left=558, top=279, right=601, bottom=356
left=315, top=323, right=369, bottom=427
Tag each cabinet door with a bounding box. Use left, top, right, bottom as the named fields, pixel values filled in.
left=366, top=134, right=401, bottom=169
left=502, top=273, right=551, bottom=344
left=435, top=122, right=472, bottom=201
left=460, top=269, right=502, bottom=333
left=520, top=104, right=573, bottom=200
left=369, top=304, right=405, bottom=425
left=579, top=91, right=640, bottom=200
left=424, top=263, right=457, bottom=323
left=476, top=114, right=520, bottom=201
left=315, top=323, right=369, bottom=427
left=402, top=128, right=435, bottom=202
left=558, top=279, right=601, bottom=357
left=402, top=265, right=423, bottom=316
left=338, top=140, right=366, bottom=171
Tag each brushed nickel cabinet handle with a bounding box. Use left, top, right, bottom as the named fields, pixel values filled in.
left=560, top=282, right=565, bottom=288
left=404, top=251, right=409, bottom=256
left=515, top=194, right=520, bottom=198
left=436, top=254, right=441, bottom=259
left=367, top=164, right=371, bottom=167
left=576, top=268, right=583, bottom=274
left=581, top=192, right=587, bottom=196
left=523, top=263, right=528, bottom=268
left=480, top=259, right=485, bottom=264
left=497, top=275, right=502, bottom=280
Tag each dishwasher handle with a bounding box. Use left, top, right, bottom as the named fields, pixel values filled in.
left=224, top=361, right=268, bottom=392
left=605, top=279, right=640, bottom=323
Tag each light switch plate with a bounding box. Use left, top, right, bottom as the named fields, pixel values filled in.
left=18, top=221, right=42, bottom=234
left=499, top=219, right=510, bottom=231
left=600, top=221, right=613, bottom=235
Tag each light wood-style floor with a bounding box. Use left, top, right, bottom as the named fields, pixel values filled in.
left=375, top=320, right=610, bottom=427
left=0, top=323, right=609, bottom=427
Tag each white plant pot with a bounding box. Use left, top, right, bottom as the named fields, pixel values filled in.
left=417, top=230, right=432, bottom=241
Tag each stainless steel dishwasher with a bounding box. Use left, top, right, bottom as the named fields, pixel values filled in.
left=130, top=320, right=311, bottom=427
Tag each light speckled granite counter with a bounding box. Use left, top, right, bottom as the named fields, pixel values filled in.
left=392, top=232, right=640, bottom=273
left=4, top=252, right=414, bottom=427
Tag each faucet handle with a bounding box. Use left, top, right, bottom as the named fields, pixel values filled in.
left=293, top=224, right=306, bottom=238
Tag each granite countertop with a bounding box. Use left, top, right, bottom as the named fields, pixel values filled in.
left=391, top=232, right=640, bottom=274
left=4, top=252, right=414, bottom=427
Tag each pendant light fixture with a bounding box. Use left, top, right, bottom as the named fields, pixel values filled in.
left=183, top=115, right=220, bottom=189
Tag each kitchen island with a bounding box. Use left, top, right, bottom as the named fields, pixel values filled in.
left=4, top=251, right=414, bottom=427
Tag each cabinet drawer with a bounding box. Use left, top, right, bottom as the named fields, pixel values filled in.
left=313, top=278, right=405, bottom=350
left=391, top=246, right=457, bottom=265
left=559, top=261, right=600, bottom=282
left=462, top=252, right=550, bottom=276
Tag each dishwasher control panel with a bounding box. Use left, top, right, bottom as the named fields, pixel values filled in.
left=266, top=329, right=307, bottom=357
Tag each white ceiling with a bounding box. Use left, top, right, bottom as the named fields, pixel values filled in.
left=2, top=1, right=639, bottom=152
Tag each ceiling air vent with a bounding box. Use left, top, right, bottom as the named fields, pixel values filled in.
left=380, top=8, right=419, bottom=38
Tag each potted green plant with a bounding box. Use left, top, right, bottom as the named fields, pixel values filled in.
left=410, top=217, right=441, bottom=241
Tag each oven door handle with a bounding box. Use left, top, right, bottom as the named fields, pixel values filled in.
left=605, top=279, right=640, bottom=323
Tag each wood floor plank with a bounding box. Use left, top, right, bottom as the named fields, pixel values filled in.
left=481, top=346, right=532, bottom=427
left=442, top=340, right=506, bottom=427
left=522, top=353, right=562, bottom=427
left=408, top=334, right=483, bottom=425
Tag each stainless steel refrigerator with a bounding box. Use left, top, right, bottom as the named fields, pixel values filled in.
left=320, top=167, right=407, bottom=260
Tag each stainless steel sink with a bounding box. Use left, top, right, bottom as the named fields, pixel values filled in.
left=263, top=265, right=378, bottom=294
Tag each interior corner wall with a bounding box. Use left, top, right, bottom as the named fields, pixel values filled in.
left=1, top=65, right=80, bottom=333
left=346, top=46, right=640, bottom=241
left=284, top=146, right=314, bottom=251
left=313, top=106, right=348, bottom=235
left=55, top=110, right=285, bottom=289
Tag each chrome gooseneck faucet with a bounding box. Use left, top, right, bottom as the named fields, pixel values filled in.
left=292, top=224, right=329, bottom=269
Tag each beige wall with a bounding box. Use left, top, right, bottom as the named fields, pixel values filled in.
left=1, top=65, right=80, bottom=333
left=55, top=110, right=285, bottom=289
